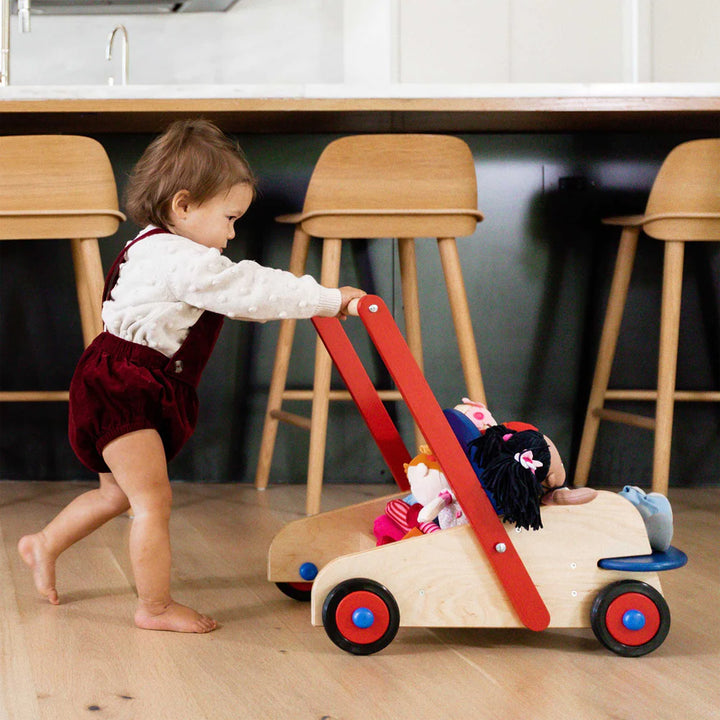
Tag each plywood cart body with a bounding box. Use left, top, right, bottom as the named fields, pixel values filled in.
left=267, top=297, right=687, bottom=656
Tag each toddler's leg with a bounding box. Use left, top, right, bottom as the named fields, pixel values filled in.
left=18, top=472, right=131, bottom=604
left=101, top=429, right=216, bottom=634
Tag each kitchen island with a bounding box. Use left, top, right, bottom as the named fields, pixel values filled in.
left=0, top=83, right=718, bottom=133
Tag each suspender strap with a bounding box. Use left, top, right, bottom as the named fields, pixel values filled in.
left=101, top=226, right=226, bottom=388
left=165, top=310, right=225, bottom=387
left=102, top=227, right=167, bottom=302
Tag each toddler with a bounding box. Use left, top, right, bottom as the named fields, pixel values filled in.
left=18, top=119, right=365, bottom=633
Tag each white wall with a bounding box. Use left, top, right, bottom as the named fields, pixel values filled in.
left=10, top=0, right=344, bottom=85
left=8, top=0, right=720, bottom=85
left=652, top=0, right=720, bottom=81
left=399, top=0, right=720, bottom=83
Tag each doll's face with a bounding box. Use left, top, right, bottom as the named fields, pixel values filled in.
left=543, top=436, right=566, bottom=489
left=406, top=451, right=450, bottom=504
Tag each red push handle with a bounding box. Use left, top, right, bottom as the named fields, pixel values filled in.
left=314, top=295, right=550, bottom=631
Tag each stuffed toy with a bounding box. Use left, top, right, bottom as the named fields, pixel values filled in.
left=372, top=444, right=461, bottom=545
left=372, top=399, right=597, bottom=543
left=618, top=485, right=673, bottom=551
left=466, top=423, right=557, bottom=530
left=372, top=496, right=440, bottom=545
left=453, top=397, right=498, bottom=432
left=406, top=446, right=468, bottom=529
left=442, top=400, right=597, bottom=531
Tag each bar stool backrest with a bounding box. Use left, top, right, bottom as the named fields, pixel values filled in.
left=644, top=138, right=720, bottom=241
left=0, top=135, right=124, bottom=241
left=300, top=134, right=483, bottom=239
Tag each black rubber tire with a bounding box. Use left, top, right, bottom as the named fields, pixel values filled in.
left=322, top=578, right=400, bottom=655
left=591, top=580, right=670, bottom=657
left=276, top=581, right=313, bottom=602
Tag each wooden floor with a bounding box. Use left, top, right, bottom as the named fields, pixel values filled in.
left=0, top=481, right=717, bottom=720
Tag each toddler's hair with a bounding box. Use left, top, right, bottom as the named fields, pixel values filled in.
left=124, top=119, right=257, bottom=229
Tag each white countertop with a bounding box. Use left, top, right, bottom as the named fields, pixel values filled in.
left=1, top=82, right=719, bottom=101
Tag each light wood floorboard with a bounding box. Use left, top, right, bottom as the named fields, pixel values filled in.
left=0, top=481, right=717, bottom=720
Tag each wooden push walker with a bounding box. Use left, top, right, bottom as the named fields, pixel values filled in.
left=267, top=296, right=687, bottom=656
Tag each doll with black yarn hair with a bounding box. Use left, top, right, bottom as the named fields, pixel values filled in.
left=393, top=400, right=598, bottom=539
left=468, top=424, right=563, bottom=531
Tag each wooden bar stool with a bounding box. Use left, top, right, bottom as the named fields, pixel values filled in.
left=0, top=135, right=125, bottom=403
left=574, top=139, right=720, bottom=496
left=255, top=134, right=486, bottom=515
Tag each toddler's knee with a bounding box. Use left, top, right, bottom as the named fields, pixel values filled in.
left=102, top=485, right=131, bottom=514
left=131, top=484, right=173, bottom=520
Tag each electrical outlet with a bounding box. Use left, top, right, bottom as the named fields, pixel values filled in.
left=542, top=164, right=595, bottom=194
left=542, top=164, right=572, bottom=194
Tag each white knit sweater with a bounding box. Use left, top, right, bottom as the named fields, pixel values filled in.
left=102, top=227, right=342, bottom=358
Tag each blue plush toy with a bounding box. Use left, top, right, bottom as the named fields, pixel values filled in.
left=618, top=485, right=673, bottom=552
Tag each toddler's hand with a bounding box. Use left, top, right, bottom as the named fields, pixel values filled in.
left=338, top=287, right=366, bottom=318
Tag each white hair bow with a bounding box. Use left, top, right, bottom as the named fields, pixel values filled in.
left=514, top=450, right=543, bottom=474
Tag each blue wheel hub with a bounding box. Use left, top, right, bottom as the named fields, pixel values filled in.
left=298, top=562, right=318, bottom=581
left=622, top=609, right=646, bottom=631
left=351, top=607, right=375, bottom=629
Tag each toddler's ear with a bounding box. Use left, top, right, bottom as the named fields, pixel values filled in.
left=170, top=189, right=192, bottom=220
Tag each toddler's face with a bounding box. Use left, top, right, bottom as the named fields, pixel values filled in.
left=177, top=182, right=253, bottom=251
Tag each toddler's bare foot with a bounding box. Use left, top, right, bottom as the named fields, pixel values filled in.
left=17, top=533, right=59, bottom=605
left=135, top=600, right=217, bottom=634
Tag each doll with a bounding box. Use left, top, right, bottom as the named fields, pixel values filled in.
left=453, top=397, right=498, bottom=432
left=372, top=446, right=453, bottom=545
left=372, top=493, right=441, bottom=545
left=467, top=423, right=558, bottom=530
left=372, top=399, right=596, bottom=543
left=439, top=400, right=597, bottom=530
left=407, top=446, right=468, bottom=530
left=453, top=399, right=595, bottom=500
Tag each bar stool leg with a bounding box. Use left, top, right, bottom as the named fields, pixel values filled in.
left=653, top=240, right=684, bottom=496
left=437, top=237, right=486, bottom=404
left=397, top=237, right=425, bottom=450
left=255, top=228, right=311, bottom=491
left=70, top=237, right=105, bottom=346
left=574, top=226, right=640, bottom=487
left=306, top=237, right=342, bottom=515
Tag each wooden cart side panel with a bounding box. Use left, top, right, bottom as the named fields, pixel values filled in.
left=310, top=490, right=660, bottom=629
left=268, top=492, right=406, bottom=582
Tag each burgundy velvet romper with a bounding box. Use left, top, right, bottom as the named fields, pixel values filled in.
left=68, top=228, right=224, bottom=473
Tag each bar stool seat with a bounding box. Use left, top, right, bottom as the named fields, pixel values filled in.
left=0, top=135, right=125, bottom=403
left=574, top=138, right=720, bottom=496
left=255, top=134, right=486, bottom=514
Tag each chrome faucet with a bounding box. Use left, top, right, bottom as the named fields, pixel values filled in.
left=1, top=0, right=32, bottom=86
left=105, top=24, right=129, bottom=86
left=18, top=0, right=30, bottom=32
